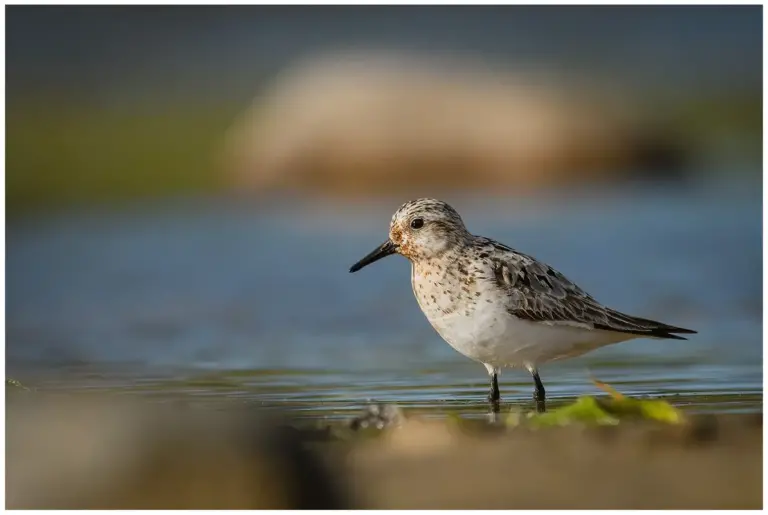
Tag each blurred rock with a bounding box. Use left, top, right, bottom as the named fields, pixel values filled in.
left=6, top=395, right=350, bottom=509
left=222, top=51, right=687, bottom=197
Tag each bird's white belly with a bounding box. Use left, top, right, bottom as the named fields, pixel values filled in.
left=425, top=303, right=634, bottom=368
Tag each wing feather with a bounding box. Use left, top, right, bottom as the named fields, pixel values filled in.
left=484, top=244, right=696, bottom=340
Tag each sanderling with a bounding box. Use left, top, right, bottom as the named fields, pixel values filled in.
left=349, top=198, right=696, bottom=413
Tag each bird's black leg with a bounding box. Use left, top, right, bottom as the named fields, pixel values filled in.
left=488, top=372, right=501, bottom=413
left=531, top=369, right=546, bottom=413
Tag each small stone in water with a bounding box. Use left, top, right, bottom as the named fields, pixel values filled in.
left=349, top=403, right=404, bottom=431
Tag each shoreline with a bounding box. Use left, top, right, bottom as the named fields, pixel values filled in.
left=6, top=393, right=763, bottom=509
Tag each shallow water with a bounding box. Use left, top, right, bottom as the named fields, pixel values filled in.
left=7, top=183, right=763, bottom=418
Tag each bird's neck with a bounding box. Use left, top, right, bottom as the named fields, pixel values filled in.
left=411, top=247, right=464, bottom=279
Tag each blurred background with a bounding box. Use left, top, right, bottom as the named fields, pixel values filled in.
left=6, top=5, right=762, bottom=416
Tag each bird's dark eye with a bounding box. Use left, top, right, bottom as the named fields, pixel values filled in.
left=410, top=218, right=424, bottom=229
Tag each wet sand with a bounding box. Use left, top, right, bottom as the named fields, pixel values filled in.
left=6, top=394, right=762, bottom=509
left=346, top=414, right=762, bottom=509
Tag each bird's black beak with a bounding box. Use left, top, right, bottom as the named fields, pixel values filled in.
left=349, top=240, right=398, bottom=273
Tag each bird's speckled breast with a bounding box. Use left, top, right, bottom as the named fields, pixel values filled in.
left=411, top=258, right=512, bottom=364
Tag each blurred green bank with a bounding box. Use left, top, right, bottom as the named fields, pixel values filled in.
left=6, top=100, right=238, bottom=217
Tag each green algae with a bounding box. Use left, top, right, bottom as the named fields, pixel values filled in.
left=508, top=379, right=683, bottom=428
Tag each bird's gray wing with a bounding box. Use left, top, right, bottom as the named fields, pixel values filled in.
left=486, top=247, right=696, bottom=339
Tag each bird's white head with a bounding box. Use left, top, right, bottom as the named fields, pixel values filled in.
left=349, top=198, right=469, bottom=272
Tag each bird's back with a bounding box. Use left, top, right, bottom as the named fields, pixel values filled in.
left=473, top=236, right=696, bottom=340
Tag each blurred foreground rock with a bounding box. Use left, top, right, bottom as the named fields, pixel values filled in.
left=7, top=394, right=761, bottom=509
left=6, top=395, right=349, bottom=509
left=223, top=51, right=687, bottom=197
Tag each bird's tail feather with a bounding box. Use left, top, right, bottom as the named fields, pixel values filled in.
left=596, top=310, right=697, bottom=340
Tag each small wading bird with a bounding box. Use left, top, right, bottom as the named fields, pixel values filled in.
left=349, top=198, right=696, bottom=413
